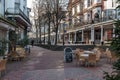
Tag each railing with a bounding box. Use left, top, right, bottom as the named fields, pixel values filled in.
left=81, top=9, right=117, bottom=25
left=0, top=40, right=7, bottom=56
left=0, top=14, right=4, bottom=18
left=15, top=0, right=20, bottom=3
left=5, top=8, right=30, bottom=23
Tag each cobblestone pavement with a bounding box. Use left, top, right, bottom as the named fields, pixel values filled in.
left=2, top=46, right=113, bottom=80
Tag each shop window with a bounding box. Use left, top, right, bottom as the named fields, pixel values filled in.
left=88, top=0, right=90, bottom=7
left=107, top=30, right=112, bottom=40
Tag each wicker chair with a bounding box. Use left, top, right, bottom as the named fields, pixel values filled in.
left=106, top=50, right=118, bottom=63
left=88, top=54, right=96, bottom=67
left=16, top=50, right=26, bottom=60
left=96, top=49, right=102, bottom=61
left=7, top=51, right=20, bottom=61
left=0, top=59, right=7, bottom=77
left=75, top=53, right=85, bottom=66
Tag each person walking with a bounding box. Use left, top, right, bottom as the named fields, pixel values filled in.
left=31, top=40, right=34, bottom=47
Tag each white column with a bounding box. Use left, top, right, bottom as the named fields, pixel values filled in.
left=5, top=30, right=9, bottom=55
left=101, top=25, right=103, bottom=42
left=69, top=33, right=70, bottom=41
left=82, top=30, right=84, bottom=42
left=113, top=24, right=116, bottom=38
left=21, top=30, right=24, bottom=39
left=60, top=33, right=62, bottom=41
left=54, top=35, right=55, bottom=45
left=91, top=26, right=94, bottom=43
left=74, top=32, right=76, bottom=43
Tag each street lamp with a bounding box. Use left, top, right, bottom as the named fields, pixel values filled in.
left=63, top=21, right=66, bottom=46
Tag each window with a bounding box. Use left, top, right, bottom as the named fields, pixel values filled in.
left=15, top=3, right=20, bottom=9
left=72, top=7, right=75, bottom=15
left=88, top=0, right=90, bottom=7
left=77, top=5, right=80, bottom=13
left=74, top=6, right=77, bottom=14
left=112, top=0, right=116, bottom=7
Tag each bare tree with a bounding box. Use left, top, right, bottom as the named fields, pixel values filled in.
left=33, top=0, right=67, bottom=45
left=44, top=0, right=67, bottom=45
left=33, top=0, right=46, bottom=44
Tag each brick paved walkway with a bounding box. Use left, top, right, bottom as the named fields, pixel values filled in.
left=2, top=46, right=113, bottom=80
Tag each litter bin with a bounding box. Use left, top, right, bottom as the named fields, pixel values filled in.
left=64, top=47, right=73, bottom=63
left=24, top=45, right=30, bottom=55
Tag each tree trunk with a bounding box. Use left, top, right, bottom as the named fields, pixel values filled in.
left=55, top=26, right=58, bottom=45
left=44, top=23, right=46, bottom=45
left=48, top=18, right=51, bottom=45
left=39, top=25, right=41, bottom=45
left=54, top=0, right=59, bottom=45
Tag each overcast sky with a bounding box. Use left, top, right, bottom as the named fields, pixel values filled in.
left=27, top=0, right=69, bottom=8
left=27, top=0, right=34, bottom=8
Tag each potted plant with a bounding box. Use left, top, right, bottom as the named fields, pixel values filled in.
left=0, top=39, right=9, bottom=56
left=18, top=36, right=30, bottom=54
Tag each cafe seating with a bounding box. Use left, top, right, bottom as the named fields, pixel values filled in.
left=16, top=48, right=26, bottom=60
left=74, top=48, right=85, bottom=66
left=75, top=52, right=85, bottom=66
left=87, top=54, right=96, bottom=67
left=96, top=50, right=101, bottom=62
left=0, top=59, right=7, bottom=77
left=106, top=50, right=118, bottom=63
left=7, top=51, right=20, bottom=61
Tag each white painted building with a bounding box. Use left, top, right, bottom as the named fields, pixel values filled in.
left=62, top=0, right=120, bottom=45
left=5, top=0, right=31, bottom=40
left=0, top=0, right=31, bottom=56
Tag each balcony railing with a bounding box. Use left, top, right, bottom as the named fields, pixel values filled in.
left=82, top=9, right=117, bottom=25
left=5, top=8, right=30, bottom=24
left=15, top=0, right=20, bottom=3
left=70, top=15, right=117, bottom=29
left=83, top=16, right=116, bottom=25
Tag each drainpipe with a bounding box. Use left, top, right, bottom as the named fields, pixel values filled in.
left=4, top=0, right=5, bottom=18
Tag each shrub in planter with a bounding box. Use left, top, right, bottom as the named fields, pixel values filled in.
left=18, top=36, right=29, bottom=47
left=0, top=39, right=9, bottom=56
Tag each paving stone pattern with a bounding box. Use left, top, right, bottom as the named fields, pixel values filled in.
left=3, top=46, right=113, bottom=80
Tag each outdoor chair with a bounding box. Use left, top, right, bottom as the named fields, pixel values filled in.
left=75, top=48, right=80, bottom=55
left=96, top=50, right=101, bottom=62
left=99, top=48, right=105, bottom=58
left=106, top=50, right=112, bottom=63
left=106, top=50, right=118, bottom=63
left=16, top=50, right=26, bottom=60
left=16, top=47, right=26, bottom=59
left=75, top=52, right=85, bottom=66
left=88, top=54, right=96, bottom=67
left=0, top=59, right=7, bottom=77
left=110, top=53, right=118, bottom=63
left=74, top=48, right=80, bottom=59
left=7, top=51, right=20, bottom=61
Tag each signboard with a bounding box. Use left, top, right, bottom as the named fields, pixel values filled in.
left=64, top=30, right=67, bottom=33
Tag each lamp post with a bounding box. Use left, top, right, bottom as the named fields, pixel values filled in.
left=63, top=22, right=66, bottom=46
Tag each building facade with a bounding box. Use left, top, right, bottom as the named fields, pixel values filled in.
left=0, top=0, right=31, bottom=56
left=5, top=0, right=31, bottom=40
left=59, top=0, right=119, bottom=45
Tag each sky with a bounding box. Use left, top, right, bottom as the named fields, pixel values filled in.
left=27, top=0, right=34, bottom=8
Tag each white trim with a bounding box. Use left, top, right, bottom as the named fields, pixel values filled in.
left=0, top=22, right=15, bottom=30
left=6, top=15, right=31, bottom=26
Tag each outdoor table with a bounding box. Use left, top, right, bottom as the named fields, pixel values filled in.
left=80, top=54, right=89, bottom=66
left=80, top=54, right=89, bottom=58
left=84, top=51, right=94, bottom=54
